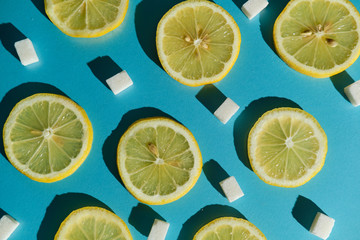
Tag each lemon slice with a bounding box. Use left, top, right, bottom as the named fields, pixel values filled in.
left=3, top=93, right=93, bottom=183
left=193, top=217, right=266, bottom=240
left=55, top=207, right=133, bottom=240
left=117, top=117, right=202, bottom=205
left=248, top=108, right=327, bottom=187
left=156, top=0, right=241, bottom=86
left=273, top=0, right=360, bottom=78
left=45, top=0, right=129, bottom=38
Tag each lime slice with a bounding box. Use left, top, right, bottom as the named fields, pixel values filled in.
left=274, top=0, right=360, bottom=78
left=55, top=207, right=133, bottom=240
left=193, top=217, right=266, bottom=240
left=248, top=108, right=327, bottom=187
left=117, top=117, right=202, bottom=205
left=156, top=0, right=241, bottom=86
left=45, top=0, right=129, bottom=38
left=3, top=93, right=93, bottom=183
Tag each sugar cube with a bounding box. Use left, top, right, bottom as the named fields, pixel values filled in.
left=14, top=38, right=39, bottom=66
left=0, top=215, right=19, bottom=240
left=148, top=219, right=170, bottom=240
left=241, top=0, right=269, bottom=20
left=309, top=212, right=335, bottom=239
left=219, top=176, right=244, bottom=202
left=344, top=80, right=360, bottom=106
left=310, top=212, right=335, bottom=239
left=106, top=70, right=133, bottom=95
left=213, top=97, right=240, bottom=124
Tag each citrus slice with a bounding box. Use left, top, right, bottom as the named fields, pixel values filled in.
left=117, top=117, right=202, bottom=205
left=248, top=108, right=327, bottom=187
left=3, top=93, right=93, bottom=183
left=193, top=217, right=266, bottom=240
left=55, top=207, right=133, bottom=240
left=156, top=0, right=241, bottom=86
left=273, top=0, right=360, bottom=78
left=45, top=0, right=129, bottom=38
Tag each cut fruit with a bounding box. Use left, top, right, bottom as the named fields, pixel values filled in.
left=3, top=93, right=93, bottom=183
left=45, top=0, right=129, bottom=38
left=248, top=108, right=327, bottom=187
left=193, top=217, right=266, bottom=240
left=273, top=0, right=360, bottom=78
left=55, top=207, right=133, bottom=240
left=117, top=117, right=202, bottom=205
left=156, top=0, right=241, bottom=86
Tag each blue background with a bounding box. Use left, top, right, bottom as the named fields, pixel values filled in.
left=1, top=0, right=360, bottom=239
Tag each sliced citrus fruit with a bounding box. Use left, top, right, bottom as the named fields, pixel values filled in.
left=248, top=108, right=327, bottom=187
left=193, top=217, right=266, bottom=240
left=156, top=0, right=241, bottom=86
left=273, top=0, right=360, bottom=78
left=117, top=117, right=202, bottom=205
left=45, top=0, right=129, bottom=38
left=55, top=207, right=133, bottom=240
left=3, top=93, right=93, bottom=183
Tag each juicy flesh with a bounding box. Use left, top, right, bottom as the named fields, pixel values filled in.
left=10, top=101, right=84, bottom=174
left=201, top=224, right=260, bottom=240
left=162, top=5, right=235, bottom=80
left=280, top=0, right=359, bottom=69
left=255, top=116, right=320, bottom=180
left=52, top=0, right=123, bottom=30
left=125, top=126, right=195, bottom=196
left=64, top=215, right=127, bottom=240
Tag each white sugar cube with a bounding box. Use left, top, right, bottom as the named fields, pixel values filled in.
left=344, top=80, right=360, bottom=106
left=310, top=212, right=335, bottom=239
left=14, top=38, right=39, bottom=66
left=148, top=219, right=170, bottom=240
left=214, top=98, right=240, bottom=124
left=241, top=0, right=269, bottom=20
left=0, top=215, right=19, bottom=240
left=219, top=176, right=244, bottom=202
left=106, top=70, right=133, bottom=95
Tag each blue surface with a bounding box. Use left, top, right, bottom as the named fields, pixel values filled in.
left=1, top=0, right=360, bottom=239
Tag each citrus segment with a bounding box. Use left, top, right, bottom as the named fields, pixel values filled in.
left=3, top=93, right=93, bottom=182
left=45, top=0, right=129, bottom=37
left=156, top=0, right=241, bottom=86
left=248, top=108, right=327, bottom=187
left=117, top=117, right=202, bottom=205
left=55, top=207, right=133, bottom=240
left=274, top=0, right=360, bottom=78
left=193, top=217, right=266, bottom=240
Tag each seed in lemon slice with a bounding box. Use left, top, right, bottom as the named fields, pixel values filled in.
left=117, top=117, right=202, bottom=205
left=3, top=93, right=93, bottom=183
left=248, top=108, right=327, bottom=187
left=156, top=0, right=241, bottom=86
left=273, top=0, right=360, bottom=78
left=55, top=207, right=133, bottom=240
left=45, top=0, right=129, bottom=38
left=193, top=217, right=266, bottom=240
